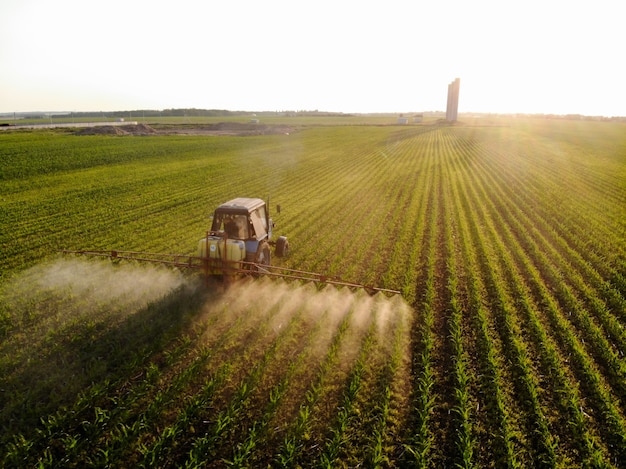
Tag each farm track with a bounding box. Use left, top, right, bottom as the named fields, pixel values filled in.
left=1, top=121, right=625, bottom=467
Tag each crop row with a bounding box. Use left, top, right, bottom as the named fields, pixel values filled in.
left=439, top=126, right=625, bottom=465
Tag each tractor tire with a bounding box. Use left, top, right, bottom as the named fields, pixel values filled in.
left=275, top=236, right=289, bottom=258
left=255, top=242, right=271, bottom=269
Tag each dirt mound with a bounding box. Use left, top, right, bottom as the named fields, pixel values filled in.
left=74, top=122, right=293, bottom=137
left=75, top=125, right=127, bottom=136
left=208, top=122, right=293, bottom=135
left=124, top=123, right=158, bottom=135
left=75, top=124, right=158, bottom=136
left=160, top=122, right=294, bottom=136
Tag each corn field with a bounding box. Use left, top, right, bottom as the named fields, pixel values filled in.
left=1, top=119, right=625, bottom=467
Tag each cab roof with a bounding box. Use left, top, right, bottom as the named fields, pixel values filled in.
left=215, top=197, right=265, bottom=213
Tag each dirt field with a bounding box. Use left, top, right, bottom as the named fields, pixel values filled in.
left=75, top=122, right=294, bottom=136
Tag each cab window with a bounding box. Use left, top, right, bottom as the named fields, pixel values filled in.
left=249, top=208, right=267, bottom=239
left=213, top=213, right=249, bottom=239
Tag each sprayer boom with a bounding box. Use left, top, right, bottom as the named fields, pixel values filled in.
left=60, top=249, right=400, bottom=295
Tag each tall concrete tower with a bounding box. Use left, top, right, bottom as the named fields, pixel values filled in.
left=446, top=78, right=460, bottom=122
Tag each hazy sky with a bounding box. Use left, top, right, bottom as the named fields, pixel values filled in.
left=1, top=0, right=623, bottom=116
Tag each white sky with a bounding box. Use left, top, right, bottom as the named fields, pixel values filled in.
left=0, top=0, right=624, bottom=116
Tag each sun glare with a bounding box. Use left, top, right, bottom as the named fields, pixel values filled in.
left=0, top=0, right=623, bottom=116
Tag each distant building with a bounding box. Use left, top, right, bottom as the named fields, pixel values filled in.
left=397, top=117, right=409, bottom=125
left=446, top=78, right=460, bottom=122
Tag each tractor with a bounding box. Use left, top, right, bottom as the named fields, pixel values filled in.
left=197, top=197, right=289, bottom=275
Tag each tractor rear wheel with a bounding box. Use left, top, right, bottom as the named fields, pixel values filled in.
left=254, top=242, right=271, bottom=272
left=275, top=236, right=289, bottom=257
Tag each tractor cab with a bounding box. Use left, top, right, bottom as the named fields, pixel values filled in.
left=210, top=198, right=272, bottom=260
